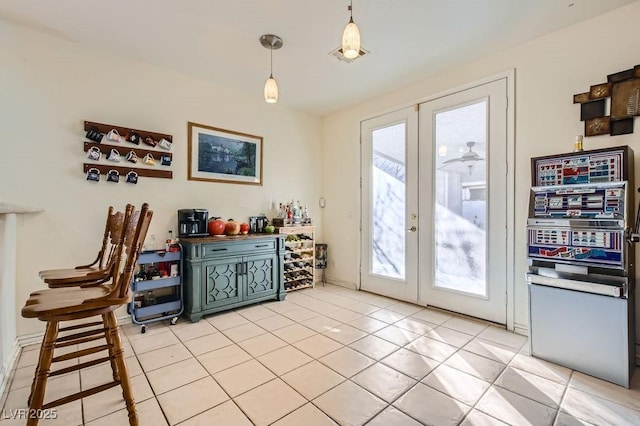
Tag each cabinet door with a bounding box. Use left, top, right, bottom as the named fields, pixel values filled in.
left=244, top=253, right=279, bottom=301
left=202, top=257, right=243, bottom=310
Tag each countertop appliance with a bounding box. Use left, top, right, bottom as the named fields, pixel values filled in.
left=178, top=209, right=209, bottom=238
left=526, top=146, right=636, bottom=387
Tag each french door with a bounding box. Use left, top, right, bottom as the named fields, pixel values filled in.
left=361, top=78, right=509, bottom=324
left=419, top=79, right=508, bottom=323
left=360, top=107, right=419, bottom=301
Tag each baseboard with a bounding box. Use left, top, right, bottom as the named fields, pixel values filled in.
left=0, top=338, right=20, bottom=405
left=324, top=277, right=357, bottom=290
left=513, top=322, right=529, bottom=337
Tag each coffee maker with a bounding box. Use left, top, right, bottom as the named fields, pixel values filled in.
left=178, top=209, right=209, bottom=238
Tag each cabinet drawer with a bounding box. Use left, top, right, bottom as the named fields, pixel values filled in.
left=202, top=240, right=276, bottom=258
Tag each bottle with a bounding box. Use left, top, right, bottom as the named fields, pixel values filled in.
left=574, top=135, right=584, bottom=152
left=165, top=230, right=173, bottom=251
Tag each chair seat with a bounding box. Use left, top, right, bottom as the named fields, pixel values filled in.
left=22, top=286, right=124, bottom=319
left=38, top=267, right=97, bottom=278
left=40, top=267, right=111, bottom=287
left=39, top=266, right=96, bottom=279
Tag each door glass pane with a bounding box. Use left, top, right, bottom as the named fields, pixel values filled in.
left=434, top=101, right=487, bottom=296
left=371, top=123, right=406, bottom=280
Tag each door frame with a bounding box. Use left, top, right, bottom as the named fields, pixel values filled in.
left=358, top=70, right=516, bottom=331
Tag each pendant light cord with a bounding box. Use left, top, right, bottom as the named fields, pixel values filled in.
left=270, top=43, right=274, bottom=78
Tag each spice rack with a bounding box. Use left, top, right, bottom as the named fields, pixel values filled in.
left=277, top=225, right=315, bottom=292
left=82, top=120, right=173, bottom=181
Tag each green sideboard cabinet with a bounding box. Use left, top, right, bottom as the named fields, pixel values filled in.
left=180, top=234, right=286, bottom=322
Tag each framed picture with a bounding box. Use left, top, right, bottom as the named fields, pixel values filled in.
left=187, top=122, right=263, bottom=185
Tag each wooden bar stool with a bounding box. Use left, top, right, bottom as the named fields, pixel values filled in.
left=38, top=206, right=125, bottom=287
left=22, top=203, right=152, bottom=426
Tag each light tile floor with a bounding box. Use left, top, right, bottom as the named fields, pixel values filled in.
left=1, top=284, right=639, bottom=425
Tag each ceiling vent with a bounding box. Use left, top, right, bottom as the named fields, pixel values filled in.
left=329, top=46, right=369, bottom=63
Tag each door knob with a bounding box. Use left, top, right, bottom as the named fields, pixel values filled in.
left=407, top=226, right=417, bottom=232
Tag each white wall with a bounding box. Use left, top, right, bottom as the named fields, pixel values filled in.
left=0, top=20, right=323, bottom=337
left=321, top=0, right=640, bottom=340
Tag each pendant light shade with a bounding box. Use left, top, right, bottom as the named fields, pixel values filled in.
left=264, top=74, right=278, bottom=104
left=342, top=17, right=361, bottom=59
left=260, top=34, right=283, bottom=104
left=342, top=1, right=361, bottom=59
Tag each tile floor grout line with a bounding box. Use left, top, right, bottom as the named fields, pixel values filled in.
left=157, top=332, right=240, bottom=425
left=552, top=369, right=575, bottom=426
left=439, top=345, right=510, bottom=425
left=378, top=380, right=438, bottom=426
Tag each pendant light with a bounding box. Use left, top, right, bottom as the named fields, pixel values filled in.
left=260, top=34, right=283, bottom=104
left=342, top=0, right=361, bottom=59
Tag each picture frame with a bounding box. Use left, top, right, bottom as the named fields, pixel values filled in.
left=187, top=122, right=263, bottom=185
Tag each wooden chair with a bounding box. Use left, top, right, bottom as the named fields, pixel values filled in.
left=38, top=206, right=125, bottom=287
left=22, top=203, right=152, bottom=426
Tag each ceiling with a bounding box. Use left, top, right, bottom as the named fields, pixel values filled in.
left=0, top=0, right=635, bottom=116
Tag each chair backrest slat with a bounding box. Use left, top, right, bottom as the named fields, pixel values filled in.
left=117, top=204, right=152, bottom=299
left=96, top=206, right=115, bottom=269
left=83, top=203, right=152, bottom=305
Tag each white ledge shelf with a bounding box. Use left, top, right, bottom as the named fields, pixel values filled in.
left=0, top=202, right=44, bottom=214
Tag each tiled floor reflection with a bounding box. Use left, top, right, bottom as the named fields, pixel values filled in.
left=1, top=284, right=639, bottom=425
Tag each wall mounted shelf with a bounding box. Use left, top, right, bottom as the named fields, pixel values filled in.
left=83, top=163, right=172, bottom=179
left=82, top=120, right=174, bottom=181
left=83, top=142, right=172, bottom=162
left=84, top=120, right=172, bottom=143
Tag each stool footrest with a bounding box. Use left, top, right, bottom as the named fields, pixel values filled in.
left=58, top=321, right=103, bottom=332
left=52, top=344, right=109, bottom=362
left=49, top=356, right=112, bottom=377
left=42, top=381, right=120, bottom=409
left=56, top=333, right=105, bottom=348
left=55, top=327, right=107, bottom=344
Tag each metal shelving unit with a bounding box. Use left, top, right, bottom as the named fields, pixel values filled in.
left=129, top=245, right=183, bottom=333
